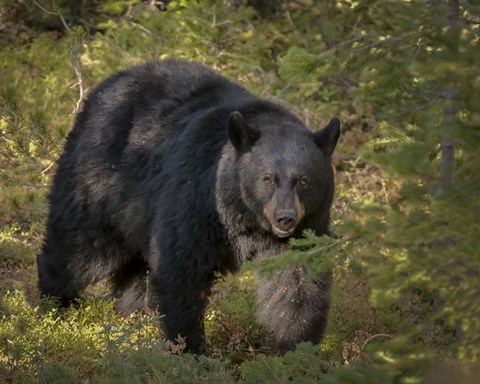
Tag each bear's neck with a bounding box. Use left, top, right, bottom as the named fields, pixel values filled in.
left=215, top=146, right=286, bottom=269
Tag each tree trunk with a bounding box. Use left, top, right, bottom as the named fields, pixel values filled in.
left=433, top=0, right=459, bottom=197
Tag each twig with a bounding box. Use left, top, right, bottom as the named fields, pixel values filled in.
left=31, top=124, right=48, bottom=152
left=464, top=17, right=480, bottom=25
left=124, top=1, right=152, bottom=35
left=40, top=161, right=55, bottom=175
left=33, top=349, right=47, bottom=384
left=350, top=33, right=416, bottom=53
left=285, top=10, right=297, bottom=31
left=5, top=104, right=19, bottom=129
left=373, top=165, right=390, bottom=204
left=290, top=237, right=350, bottom=259
left=361, top=333, right=393, bottom=350
left=31, top=0, right=85, bottom=112
left=129, top=20, right=152, bottom=35
left=25, top=183, right=49, bottom=188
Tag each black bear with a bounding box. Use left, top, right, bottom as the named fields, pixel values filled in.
left=37, top=59, right=340, bottom=354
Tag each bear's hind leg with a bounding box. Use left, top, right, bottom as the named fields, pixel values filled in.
left=38, top=228, right=133, bottom=307
left=37, top=251, right=82, bottom=307
left=37, top=241, right=109, bottom=307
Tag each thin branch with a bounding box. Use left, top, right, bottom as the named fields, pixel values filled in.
left=128, top=20, right=152, bottom=35
left=30, top=0, right=58, bottom=17
left=464, top=17, right=480, bottom=25
left=124, top=2, right=152, bottom=35
left=350, top=33, right=417, bottom=53
left=31, top=0, right=85, bottom=112
left=5, top=104, right=19, bottom=129
left=40, top=161, right=55, bottom=175
left=291, top=237, right=351, bottom=259
left=285, top=10, right=297, bottom=31
left=361, top=334, right=394, bottom=350
left=24, top=183, right=49, bottom=188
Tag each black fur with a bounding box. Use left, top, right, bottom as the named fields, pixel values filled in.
left=37, top=59, right=340, bottom=354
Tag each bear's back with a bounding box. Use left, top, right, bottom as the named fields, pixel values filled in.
left=56, top=60, right=251, bottom=184
left=70, top=60, right=245, bottom=151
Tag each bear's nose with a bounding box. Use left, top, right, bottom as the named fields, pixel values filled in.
left=274, top=210, right=296, bottom=231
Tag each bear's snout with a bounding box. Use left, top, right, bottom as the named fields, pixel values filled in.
left=274, top=210, right=296, bottom=231
left=263, top=192, right=305, bottom=238
left=270, top=209, right=297, bottom=238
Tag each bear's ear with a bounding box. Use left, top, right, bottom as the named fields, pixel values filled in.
left=314, top=117, right=341, bottom=157
left=228, top=111, right=260, bottom=152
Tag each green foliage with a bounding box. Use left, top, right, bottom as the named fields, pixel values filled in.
left=206, top=272, right=273, bottom=362
left=1, top=0, right=480, bottom=382
left=82, top=0, right=268, bottom=82
left=249, top=231, right=345, bottom=279
left=305, top=0, right=479, bottom=370
left=240, top=342, right=393, bottom=383
left=0, top=225, right=36, bottom=269
left=99, top=348, right=234, bottom=384
left=275, top=0, right=480, bottom=378
left=0, top=291, right=163, bottom=382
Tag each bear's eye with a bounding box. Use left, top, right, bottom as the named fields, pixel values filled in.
left=263, top=175, right=274, bottom=186
left=297, top=177, right=309, bottom=188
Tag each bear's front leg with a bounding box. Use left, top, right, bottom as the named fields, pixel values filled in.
left=256, top=267, right=331, bottom=354
left=149, top=269, right=210, bottom=354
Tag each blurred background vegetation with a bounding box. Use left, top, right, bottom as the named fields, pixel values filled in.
left=1, top=0, right=479, bottom=382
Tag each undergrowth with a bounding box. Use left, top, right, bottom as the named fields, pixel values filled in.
left=1, top=0, right=479, bottom=382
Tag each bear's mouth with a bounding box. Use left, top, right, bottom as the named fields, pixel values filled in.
left=271, top=224, right=295, bottom=238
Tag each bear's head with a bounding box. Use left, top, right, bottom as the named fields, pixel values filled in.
left=227, top=111, right=340, bottom=238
